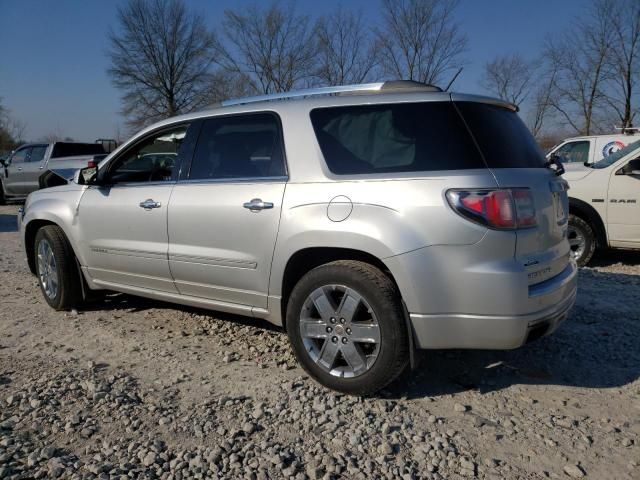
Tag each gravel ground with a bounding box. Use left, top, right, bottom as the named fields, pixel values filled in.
left=0, top=204, right=638, bottom=479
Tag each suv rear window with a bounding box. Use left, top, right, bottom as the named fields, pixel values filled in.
left=455, top=102, right=545, bottom=168
left=310, top=102, right=484, bottom=174
left=51, top=142, right=105, bottom=158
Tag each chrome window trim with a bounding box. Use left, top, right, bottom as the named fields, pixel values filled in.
left=176, top=175, right=288, bottom=185
left=88, top=180, right=177, bottom=189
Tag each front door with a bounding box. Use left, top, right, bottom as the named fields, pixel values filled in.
left=168, top=112, right=287, bottom=308
left=607, top=158, right=640, bottom=246
left=77, top=122, right=196, bottom=292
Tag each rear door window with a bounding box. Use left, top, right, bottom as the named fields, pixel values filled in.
left=189, top=113, right=286, bottom=180
left=310, top=102, right=484, bottom=174
left=28, top=146, right=47, bottom=163
left=455, top=102, right=545, bottom=168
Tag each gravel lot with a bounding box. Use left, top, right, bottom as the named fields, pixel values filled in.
left=0, top=203, right=638, bottom=479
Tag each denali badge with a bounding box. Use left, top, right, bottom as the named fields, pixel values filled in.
left=528, top=267, right=552, bottom=280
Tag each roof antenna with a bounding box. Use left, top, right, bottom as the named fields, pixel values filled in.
left=445, top=67, right=463, bottom=92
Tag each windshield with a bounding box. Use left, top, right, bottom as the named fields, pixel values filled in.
left=592, top=139, right=640, bottom=168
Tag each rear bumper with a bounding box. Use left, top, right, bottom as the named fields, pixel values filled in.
left=409, top=261, right=577, bottom=349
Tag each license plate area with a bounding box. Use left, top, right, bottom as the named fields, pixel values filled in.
left=550, top=181, right=569, bottom=225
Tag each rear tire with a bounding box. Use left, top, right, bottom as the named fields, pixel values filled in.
left=286, top=260, right=409, bottom=395
left=34, top=225, right=83, bottom=310
left=568, top=214, right=596, bottom=267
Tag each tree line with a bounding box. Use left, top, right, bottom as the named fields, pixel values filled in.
left=108, top=0, right=639, bottom=139
left=482, top=0, right=640, bottom=141
left=107, top=0, right=470, bottom=130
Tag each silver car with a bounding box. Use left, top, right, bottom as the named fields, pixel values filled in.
left=19, top=81, right=577, bottom=394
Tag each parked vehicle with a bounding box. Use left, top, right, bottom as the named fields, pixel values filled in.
left=18, top=81, right=577, bottom=394
left=548, top=131, right=640, bottom=165
left=563, top=139, right=640, bottom=266
left=0, top=142, right=106, bottom=203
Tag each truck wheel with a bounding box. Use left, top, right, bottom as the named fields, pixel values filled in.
left=34, top=225, right=83, bottom=310
left=286, top=260, right=409, bottom=395
left=568, top=214, right=596, bottom=267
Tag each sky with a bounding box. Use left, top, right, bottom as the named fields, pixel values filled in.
left=0, top=0, right=592, bottom=142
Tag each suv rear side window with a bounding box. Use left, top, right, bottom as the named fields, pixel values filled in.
left=455, top=102, right=545, bottom=168
left=189, top=113, right=286, bottom=180
left=310, top=102, right=484, bottom=174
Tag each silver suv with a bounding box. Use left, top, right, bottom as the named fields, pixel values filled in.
left=19, top=81, right=577, bottom=394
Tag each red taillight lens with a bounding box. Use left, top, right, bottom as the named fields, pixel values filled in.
left=447, top=189, right=537, bottom=229
left=87, top=160, right=97, bottom=168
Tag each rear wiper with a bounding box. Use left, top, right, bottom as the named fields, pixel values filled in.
left=545, top=154, right=565, bottom=176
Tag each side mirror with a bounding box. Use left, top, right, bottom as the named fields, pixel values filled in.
left=616, top=158, right=640, bottom=176
left=75, top=165, right=98, bottom=185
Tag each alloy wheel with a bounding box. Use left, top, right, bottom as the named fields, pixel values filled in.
left=299, top=285, right=381, bottom=378
left=37, top=239, right=58, bottom=299
left=567, top=224, right=586, bottom=262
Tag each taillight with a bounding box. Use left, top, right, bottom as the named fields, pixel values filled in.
left=446, top=189, right=537, bottom=229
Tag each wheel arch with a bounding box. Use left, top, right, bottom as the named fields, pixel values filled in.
left=24, top=219, right=59, bottom=274
left=278, top=247, right=400, bottom=330
left=568, top=197, right=608, bottom=248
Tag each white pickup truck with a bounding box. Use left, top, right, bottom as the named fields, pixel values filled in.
left=563, top=139, right=640, bottom=266
left=0, top=142, right=107, bottom=203
left=549, top=132, right=640, bottom=165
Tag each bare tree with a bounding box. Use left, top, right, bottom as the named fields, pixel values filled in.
left=482, top=54, right=537, bottom=108
left=107, top=0, right=217, bottom=129
left=0, top=99, right=27, bottom=151
left=375, top=0, right=467, bottom=86
left=213, top=2, right=318, bottom=94
left=544, top=2, right=613, bottom=135
left=604, top=0, right=640, bottom=129
left=315, top=8, right=378, bottom=85
left=527, top=63, right=558, bottom=138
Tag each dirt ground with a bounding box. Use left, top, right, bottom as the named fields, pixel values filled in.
left=0, top=203, right=638, bottom=479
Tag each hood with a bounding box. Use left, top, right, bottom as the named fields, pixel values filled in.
left=561, top=163, right=594, bottom=181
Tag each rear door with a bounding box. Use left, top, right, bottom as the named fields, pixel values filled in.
left=4, top=146, right=30, bottom=195
left=167, top=112, right=287, bottom=309
left=19, top=144, right=48, bottom=194
left=454, top=100, right=570, bottom=283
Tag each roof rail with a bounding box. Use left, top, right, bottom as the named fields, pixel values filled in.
left=221, top=80, right=442, bottom=107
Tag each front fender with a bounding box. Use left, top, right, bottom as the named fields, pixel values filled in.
left=21, top=189, right=87, bottom=266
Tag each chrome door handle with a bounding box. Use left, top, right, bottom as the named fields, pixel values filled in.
left=243, top=198, right=274, bottom=212
left=17, top=167, right=22, bottom=171
left=139, top=199, right=161, bottom=210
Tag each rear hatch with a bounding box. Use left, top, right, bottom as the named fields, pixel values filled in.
left=453, top=97, right=570, bottom=284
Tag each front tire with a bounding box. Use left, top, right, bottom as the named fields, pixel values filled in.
left=286, top=260, right=409, bottom=395
left=568, top=214, right=596, bottom=267
left=34, top=225, right=83, bottom=310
